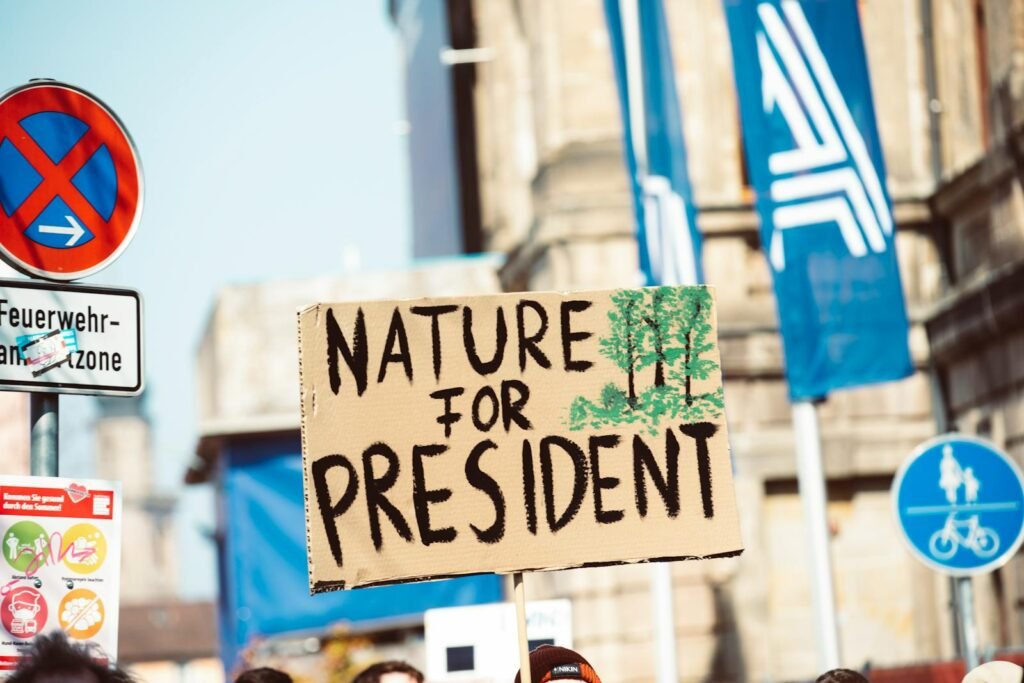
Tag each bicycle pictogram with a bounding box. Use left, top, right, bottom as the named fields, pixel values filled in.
left=928, top=512, right=999, bottom=560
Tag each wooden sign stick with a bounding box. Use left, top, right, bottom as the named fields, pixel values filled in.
left=514, top=572, right=532, bottom=683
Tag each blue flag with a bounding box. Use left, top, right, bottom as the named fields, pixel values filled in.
left=724, top=0, right=912, bottom=400
left=605, top=0, right=703, bottom=285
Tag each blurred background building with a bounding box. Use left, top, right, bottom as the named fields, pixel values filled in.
left=186, top=0, right=1024, bottom=681
left=95, top=396, right=220, bottom=683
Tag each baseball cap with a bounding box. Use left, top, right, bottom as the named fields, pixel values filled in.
left=513, top=645, right=601, bottom=683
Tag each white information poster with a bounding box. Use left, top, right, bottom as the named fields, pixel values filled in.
left=0, top=476, right=122, bottom=671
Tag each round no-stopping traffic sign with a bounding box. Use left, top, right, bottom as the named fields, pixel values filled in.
left=0, top=81, right=142, bottom=280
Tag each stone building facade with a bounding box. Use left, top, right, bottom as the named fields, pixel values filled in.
left=924, top=0, right=1024, bottom=656
left=395, top=0, right=1024, bottom=680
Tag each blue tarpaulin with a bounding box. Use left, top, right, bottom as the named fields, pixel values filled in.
left=217, top=434, right=503, bottom=669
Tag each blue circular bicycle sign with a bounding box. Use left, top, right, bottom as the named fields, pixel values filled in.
left=893, top=434, right=1024, bottom=576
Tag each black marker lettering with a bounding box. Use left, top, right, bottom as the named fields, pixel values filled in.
left=679, top=422, right=718, bottom=519
left=465, top=440, right=506, bottom=543
left=471, top=385, right=500, bottom=432
left=522, top=440, right=538, bottom=535
left=560, top=300, right=593, bottom=372
left=412, top=444, right=457, bottom=545
left=633, top=431, right=680, bottom=518
left=311, top=454, right=359, bottom=567
left=430, top=387, right=464, bottom=438
left=589, top=434, right=623, bottom=524
left=540, top=435, right=588, bottom=532
left=463, top=306, right=508, bottom=375
left=377, top=307, right=413, bottom=384
left=516, top=299, right=551, bottom=371
left=410, top=304, right=459, bottom=380
left=500, top=379, right=532, bottom=431
left=326, top=307, right=368, bottom=396
left=362, top=443, right=413, bottom=550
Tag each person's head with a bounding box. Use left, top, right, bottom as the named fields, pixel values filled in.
left=8, top=631, right=133, bottom=683
left=353, top=661, right=424, bottom=683
left=513, top=645, right=601, bottom=683
left=816, top=669, right=869, bottom=683
left=963, top=661, right=1024, bottom=683
left=235, top=668, right=293, bottom=683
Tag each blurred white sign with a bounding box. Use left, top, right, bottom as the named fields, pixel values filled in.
left=425, top=599, right=572, bottom=683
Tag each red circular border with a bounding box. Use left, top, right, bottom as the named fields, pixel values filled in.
left=0, top=82, right=142, bottom=280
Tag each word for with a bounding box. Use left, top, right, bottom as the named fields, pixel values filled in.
left=429, top=380, right=531, bottom=438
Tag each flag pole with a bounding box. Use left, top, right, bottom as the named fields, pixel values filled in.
left=619, top=2, right=679, bottom=682
left=792, top=400, right=841, bottom=670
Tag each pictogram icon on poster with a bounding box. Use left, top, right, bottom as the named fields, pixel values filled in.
left=0, top=81, right=143, bottom=281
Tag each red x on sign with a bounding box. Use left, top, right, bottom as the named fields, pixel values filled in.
left=0, top=82, right=142, bottom=280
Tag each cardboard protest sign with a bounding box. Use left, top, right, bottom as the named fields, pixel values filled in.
left=0, top=476, right=122, bottom=669
left=298, top=287, right=742, bottom=591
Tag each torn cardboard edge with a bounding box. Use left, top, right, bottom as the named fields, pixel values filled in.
left=297, top=305, right=318, bottom=600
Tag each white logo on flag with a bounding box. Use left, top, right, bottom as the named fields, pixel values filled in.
left=642, top=175, right=697, bottom=286
left=756, top=0, right=892, bottom=271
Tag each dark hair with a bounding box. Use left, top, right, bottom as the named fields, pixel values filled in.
left=353, top=661, right=424, bottom=683
left=8, top=631, right=134, bottom=683
left=235, top=668, right=294, bottom=683
left=817, top=669, right=869, bottom=683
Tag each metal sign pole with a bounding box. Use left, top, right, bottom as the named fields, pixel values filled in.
left=792, top=400, right=841, bottom=670
left=956, top=576, right=980, bottom=672
left=29, top=393, right=58, bottom=476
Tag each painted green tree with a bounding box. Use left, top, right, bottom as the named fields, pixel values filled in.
left=670, top=288, right=715, bottom=406
left=568, top=286, right=723, bottom=434
left=599, top=288, right=644, bottom=408
left=637, top=287, right=675, bottom=387
left=662, top=287, right=724, bottom=424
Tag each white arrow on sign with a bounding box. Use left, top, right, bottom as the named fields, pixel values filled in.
left=39, top=215, right=86, bottom=247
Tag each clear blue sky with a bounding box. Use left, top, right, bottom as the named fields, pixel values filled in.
left=0, top=1, right=411, bottom=598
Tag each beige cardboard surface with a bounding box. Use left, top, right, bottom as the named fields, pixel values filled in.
left=298, top=286, right=742, bottom=591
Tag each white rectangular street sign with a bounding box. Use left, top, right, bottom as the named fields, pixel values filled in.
left=0, top=280, right=142, bottom=396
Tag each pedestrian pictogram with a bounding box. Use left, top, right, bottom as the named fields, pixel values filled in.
left=0, top=81, right=142, bottom=280
left=893, top=434, right=1024, bottom=576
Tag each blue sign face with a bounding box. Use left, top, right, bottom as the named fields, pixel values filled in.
left=893, top=435, right=1024, bottom=576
